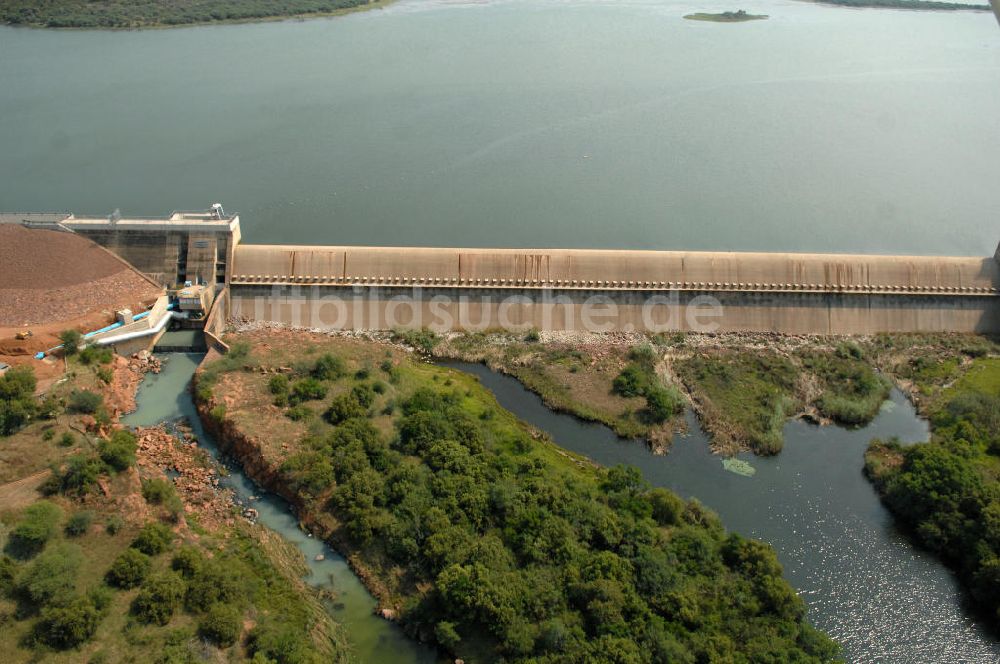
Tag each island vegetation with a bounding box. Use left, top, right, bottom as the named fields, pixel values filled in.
left=196, top=330, right=839, bottom=662
left=0, top=353, right=348, bottom=662
left=0, top=0, right=386, bottom=29
left=684, top=10, right=769, bottom=22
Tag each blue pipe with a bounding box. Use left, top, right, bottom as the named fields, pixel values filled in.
left=35, top=302, right=178, bottom=359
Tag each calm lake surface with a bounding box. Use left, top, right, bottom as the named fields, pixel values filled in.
left=443, top=360, right=1000, bottom=663
left=1, top=0, right=998, bottom=255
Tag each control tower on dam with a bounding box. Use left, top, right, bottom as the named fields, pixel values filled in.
left=2, top=207, right=998, bottom=335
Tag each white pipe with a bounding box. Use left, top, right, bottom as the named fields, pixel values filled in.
left=94, top=311, right=177, bottom=346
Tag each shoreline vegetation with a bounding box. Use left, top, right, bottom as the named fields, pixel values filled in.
left=0, top=0, right=391, bottom=30
left=195, top=329, right=839, bottom=662
left=0, top=348, right=347, bottom=661
left=684, top=10, right=769, bottom=22
left=863, top=352, right=1000, bottom=626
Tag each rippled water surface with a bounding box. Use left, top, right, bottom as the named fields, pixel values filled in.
left=1, top=0, right=998, bottom=255
left=443, top=361, right=1000, bottom=663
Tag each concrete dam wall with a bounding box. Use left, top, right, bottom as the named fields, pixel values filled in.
left=229, top=244, right=1000, bottom=334
left=5, top=209, right=998, bottom=335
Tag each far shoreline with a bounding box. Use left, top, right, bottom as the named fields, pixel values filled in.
left=0, top=0, right=396, bottom=32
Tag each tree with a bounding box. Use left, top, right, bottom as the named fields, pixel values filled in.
left=7, top=501, right=63, bottom=557
left=132, top=572, right=185, bottom=625
left=34, top=595, right=101, bottom=649
left=131, top=521, right=174, bottom=555
left=99, top=430, right=137, bottom=471
left=198, top=603, right=242, bottom=647
left=68, top=390, right=103, bottom=414
left=17, top=543, right=82, bottom=607
left=58, top=329, right=83, bottom=356
left=106, top=548, right=152, bottom=589
left=0, top=365, right=37, bottom=436
left=312, top=353, right=346, bottom=381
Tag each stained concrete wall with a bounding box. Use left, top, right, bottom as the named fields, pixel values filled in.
left=232, top=244, right=1000, bottom=294
left=230, top=286, right=1000, bottom=335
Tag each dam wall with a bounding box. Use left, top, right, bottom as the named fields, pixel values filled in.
left=229, top=285, right=1000, bottom=335
left=5, top=207, right=998, bottom=335
left=228, top=243, right=1000, bottom=334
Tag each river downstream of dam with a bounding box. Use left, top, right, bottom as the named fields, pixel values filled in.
left=443, top=361, right=1000, bottom=663
left=1, top=0, right=999, bottom=257
left=124, top=349, right=1000, bottom=662
left=123, top=353, right=438, bottom=664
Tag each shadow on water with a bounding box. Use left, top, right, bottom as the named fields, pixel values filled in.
left=439, top=360, right=1000, bottom=664
left=123, top=353, right=438, bottom=664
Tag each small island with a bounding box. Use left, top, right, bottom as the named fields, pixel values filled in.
left=684, top=9, right=770, bottom=22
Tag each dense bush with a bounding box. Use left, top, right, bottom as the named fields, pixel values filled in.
left=68, top=390, right=104, bottom=415
left=198, top=603, right=242, bottom=646
left=274, top=371, right=837, bottom=661
left=43, top=454, right=107, bottom=497
left=0, top=365, right=38, bottom=436
left=33, top=595, right=101, bottom=649
left=7, top=501, right=63, bottom=557
left=268, top=374, right=290, bottom=395
left=131, top=521, right=174, bottom=555
left=99, top=430, right=138, bottom=471
left=290, top=378, right=328, bottom=405
left=17, top=543, right=82, bottom=607
left=141, top=478, right=185, bottom=520
left=132, top=572, right=186, bottom=625
left=312, top=353, right=347, bottom=381
left=612, top=346, right=684, bottom=424
left=78, top=345, right=114, bottom=366
left=106, top=548, right=152, bottom=589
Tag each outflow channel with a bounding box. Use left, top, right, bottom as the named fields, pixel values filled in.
left=122, top=353, right=437, bottom=664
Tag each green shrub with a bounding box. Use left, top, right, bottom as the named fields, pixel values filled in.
left=43, top=454, right=106, bottom=496
left=286, top=405, right=313, bottom=421
left=0, top=365, right=38, bottom=436
left=78, top=345, right=114, bottom=366
left=68, top=390, right=103, bottom=414
left=99, top=430, right=137, bottom=471
left=524, top=329, right=541, bottom=343
left=131, top=521, right=174, bottom=556
left=96, top=366, right=114, bottom=384
left=268, top=374, right=290, bottom=396
left=34, top=595, right=101, bottom=649
left=17, top=543, right=82, bottom=607
left=185, top=559, right=244, bottom=612
left=170, top=546, right=204, bottom=579
left=198, top=603, right=242, bottom=647
left=64, top=511, right=94, bottom=537
left=106, top=548, right=151, bottom=589
left=390, top=328, right=439, bottom=354
left=142, top=478, right=177, bottom=504
left=312, top=353, right=346, bottom=381
left=132, top=572, right=186, bottom=625
left=59, top=329, right=83, bottom=356
left=8, top=501, right=63, bottom=557
left=644, top=386, right=684, bottom=423
left=612, top=364, right=649, bottom=398
left=648, top=488, right=685, bottom=526
left=290, top=378, right=327, bottom=404
left=104, top=515, right=124, bottom=535
left=58, top=432, right=75, bottom=447
left=435, top=620, right=461, bottom=649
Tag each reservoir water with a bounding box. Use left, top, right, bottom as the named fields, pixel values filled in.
left=1, top=0, right=998, bottom=256
left=442, top=360, right=1000, bottom=663
left=122, top=353, right=438, bottom=664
